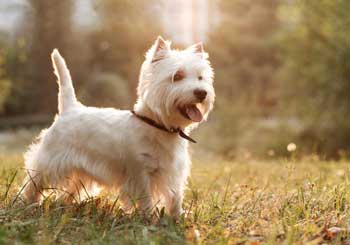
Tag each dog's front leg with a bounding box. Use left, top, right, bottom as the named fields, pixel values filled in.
left=121, top=171, right=153, bottom=213
left=162, top=160, right=190, bottom=218
left=166, top=188, right=184, bottom=218
left=135, top=174, right=153, bottom=212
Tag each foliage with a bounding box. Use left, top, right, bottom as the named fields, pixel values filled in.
left=0, top=48, right=11, bottom=113
left=202, top=0, right=350, bottom=158
left=0, top=79, right=10, bottom=113
left=209, top=0, right=280, bottom=102
left=90, top=0, right=163, bottom=100
left=2, top=39, right=32, bottom=115
left=1, top=0, right=78, bottom=115
left=206, top=0, right=282, bottom=157
left=79, top=73, right=130, bottom=109
left=26, top=0, right=76, bottom=113
left=278, top=0, right=350, bottom=156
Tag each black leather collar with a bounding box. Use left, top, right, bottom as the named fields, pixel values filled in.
left=131, top=110, right=197, bottom=143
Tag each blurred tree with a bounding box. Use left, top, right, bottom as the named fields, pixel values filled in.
left=79, top=73, right=130, bottom=108
left=4, top=38, right=34, bottom=115
left=0, top=47, right=11, bottom=112
left=209, top=0, right=280, bottom=109
left=205, top=0, right=281, bottom=156
left=2, top=0, right=77, bottom=115
left=90, top=0, right=163, bottom=101
left=279, top=0, right=350, bottom=155
left=26, top=0, right=75, bottom=113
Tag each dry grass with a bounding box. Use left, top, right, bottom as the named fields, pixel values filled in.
left=0, top=152, right=349, bottom=244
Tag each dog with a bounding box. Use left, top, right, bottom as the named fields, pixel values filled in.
left=21, top=36, right=215, bottom=217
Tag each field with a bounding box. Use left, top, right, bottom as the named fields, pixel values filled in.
left=0, top=132, right=349, bottom=244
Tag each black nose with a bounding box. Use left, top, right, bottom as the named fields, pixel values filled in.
left=194, top=89, right=207, bottom=101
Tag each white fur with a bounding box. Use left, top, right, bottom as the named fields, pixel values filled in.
left=21, top=37, right=215, bottom=217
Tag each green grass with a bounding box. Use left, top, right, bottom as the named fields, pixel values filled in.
left=0, top=152, right=349, bottom=244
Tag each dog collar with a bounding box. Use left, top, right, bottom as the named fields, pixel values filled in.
left=131, top=110, right=197, bottom=143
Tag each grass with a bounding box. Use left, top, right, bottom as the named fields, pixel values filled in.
left=0, top=151, right=349, bottom=244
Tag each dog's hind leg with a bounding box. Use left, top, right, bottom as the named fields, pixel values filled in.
left=64, top=170, right=102, bottom=203
left=21, top=142, right=46, bottom=203
left=21, top=171, right=44, bottom=203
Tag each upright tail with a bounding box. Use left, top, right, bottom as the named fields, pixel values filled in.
left=51, top=49, right=78, bottom=114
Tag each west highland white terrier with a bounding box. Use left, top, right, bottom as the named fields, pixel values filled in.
left=21, top=36, right=215, bottom=217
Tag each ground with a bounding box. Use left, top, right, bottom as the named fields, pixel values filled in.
left=0, top=130, right=349, bottom=244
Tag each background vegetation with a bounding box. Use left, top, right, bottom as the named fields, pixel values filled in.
left=0, top=1, right=350, bottom=243
left=1, top=0, right=349, bottom=159
left=0, top=0, right=349, bottom=159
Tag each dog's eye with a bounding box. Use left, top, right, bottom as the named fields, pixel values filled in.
left=198, top=75, right=203, bottom=81
left=173, top=70, right=185, bottom=82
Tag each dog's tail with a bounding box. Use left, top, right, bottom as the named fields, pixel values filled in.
left=51, top=49, right=78, bottom=114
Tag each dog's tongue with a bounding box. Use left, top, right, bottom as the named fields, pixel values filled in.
left=186, top=105, right=203, bottom=122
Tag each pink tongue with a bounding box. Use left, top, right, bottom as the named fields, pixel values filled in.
left=186, top=105, right=203, bottom=122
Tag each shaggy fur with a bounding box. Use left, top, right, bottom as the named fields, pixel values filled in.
left=21, top=37, right=215, bottom=216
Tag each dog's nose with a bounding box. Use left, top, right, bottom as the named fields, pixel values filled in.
left=193, top=89, right=207, bottom=102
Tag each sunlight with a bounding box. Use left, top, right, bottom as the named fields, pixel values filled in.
left=1, top=0, right=350, bottom=243
left=287, top=143, right=297, bottom=152
left=162, top=0, right=218, bottom=44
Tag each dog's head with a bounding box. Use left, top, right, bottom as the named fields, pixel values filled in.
left=136, top=36, right=215, bottom=130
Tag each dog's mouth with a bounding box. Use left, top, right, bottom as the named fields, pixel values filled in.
left=178, top=104, right=204, bottom=122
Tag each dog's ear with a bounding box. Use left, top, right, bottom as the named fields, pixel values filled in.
left=149, top=36, right=170, bottom=63
left=187, top=42, right=208, bottom=59
left=192, top=42, right=204, bottom=54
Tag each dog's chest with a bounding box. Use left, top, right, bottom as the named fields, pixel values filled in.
left=137, top=134, right=187, bottom=175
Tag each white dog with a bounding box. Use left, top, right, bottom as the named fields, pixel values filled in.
left=22, top=36, right=215, bottom=217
